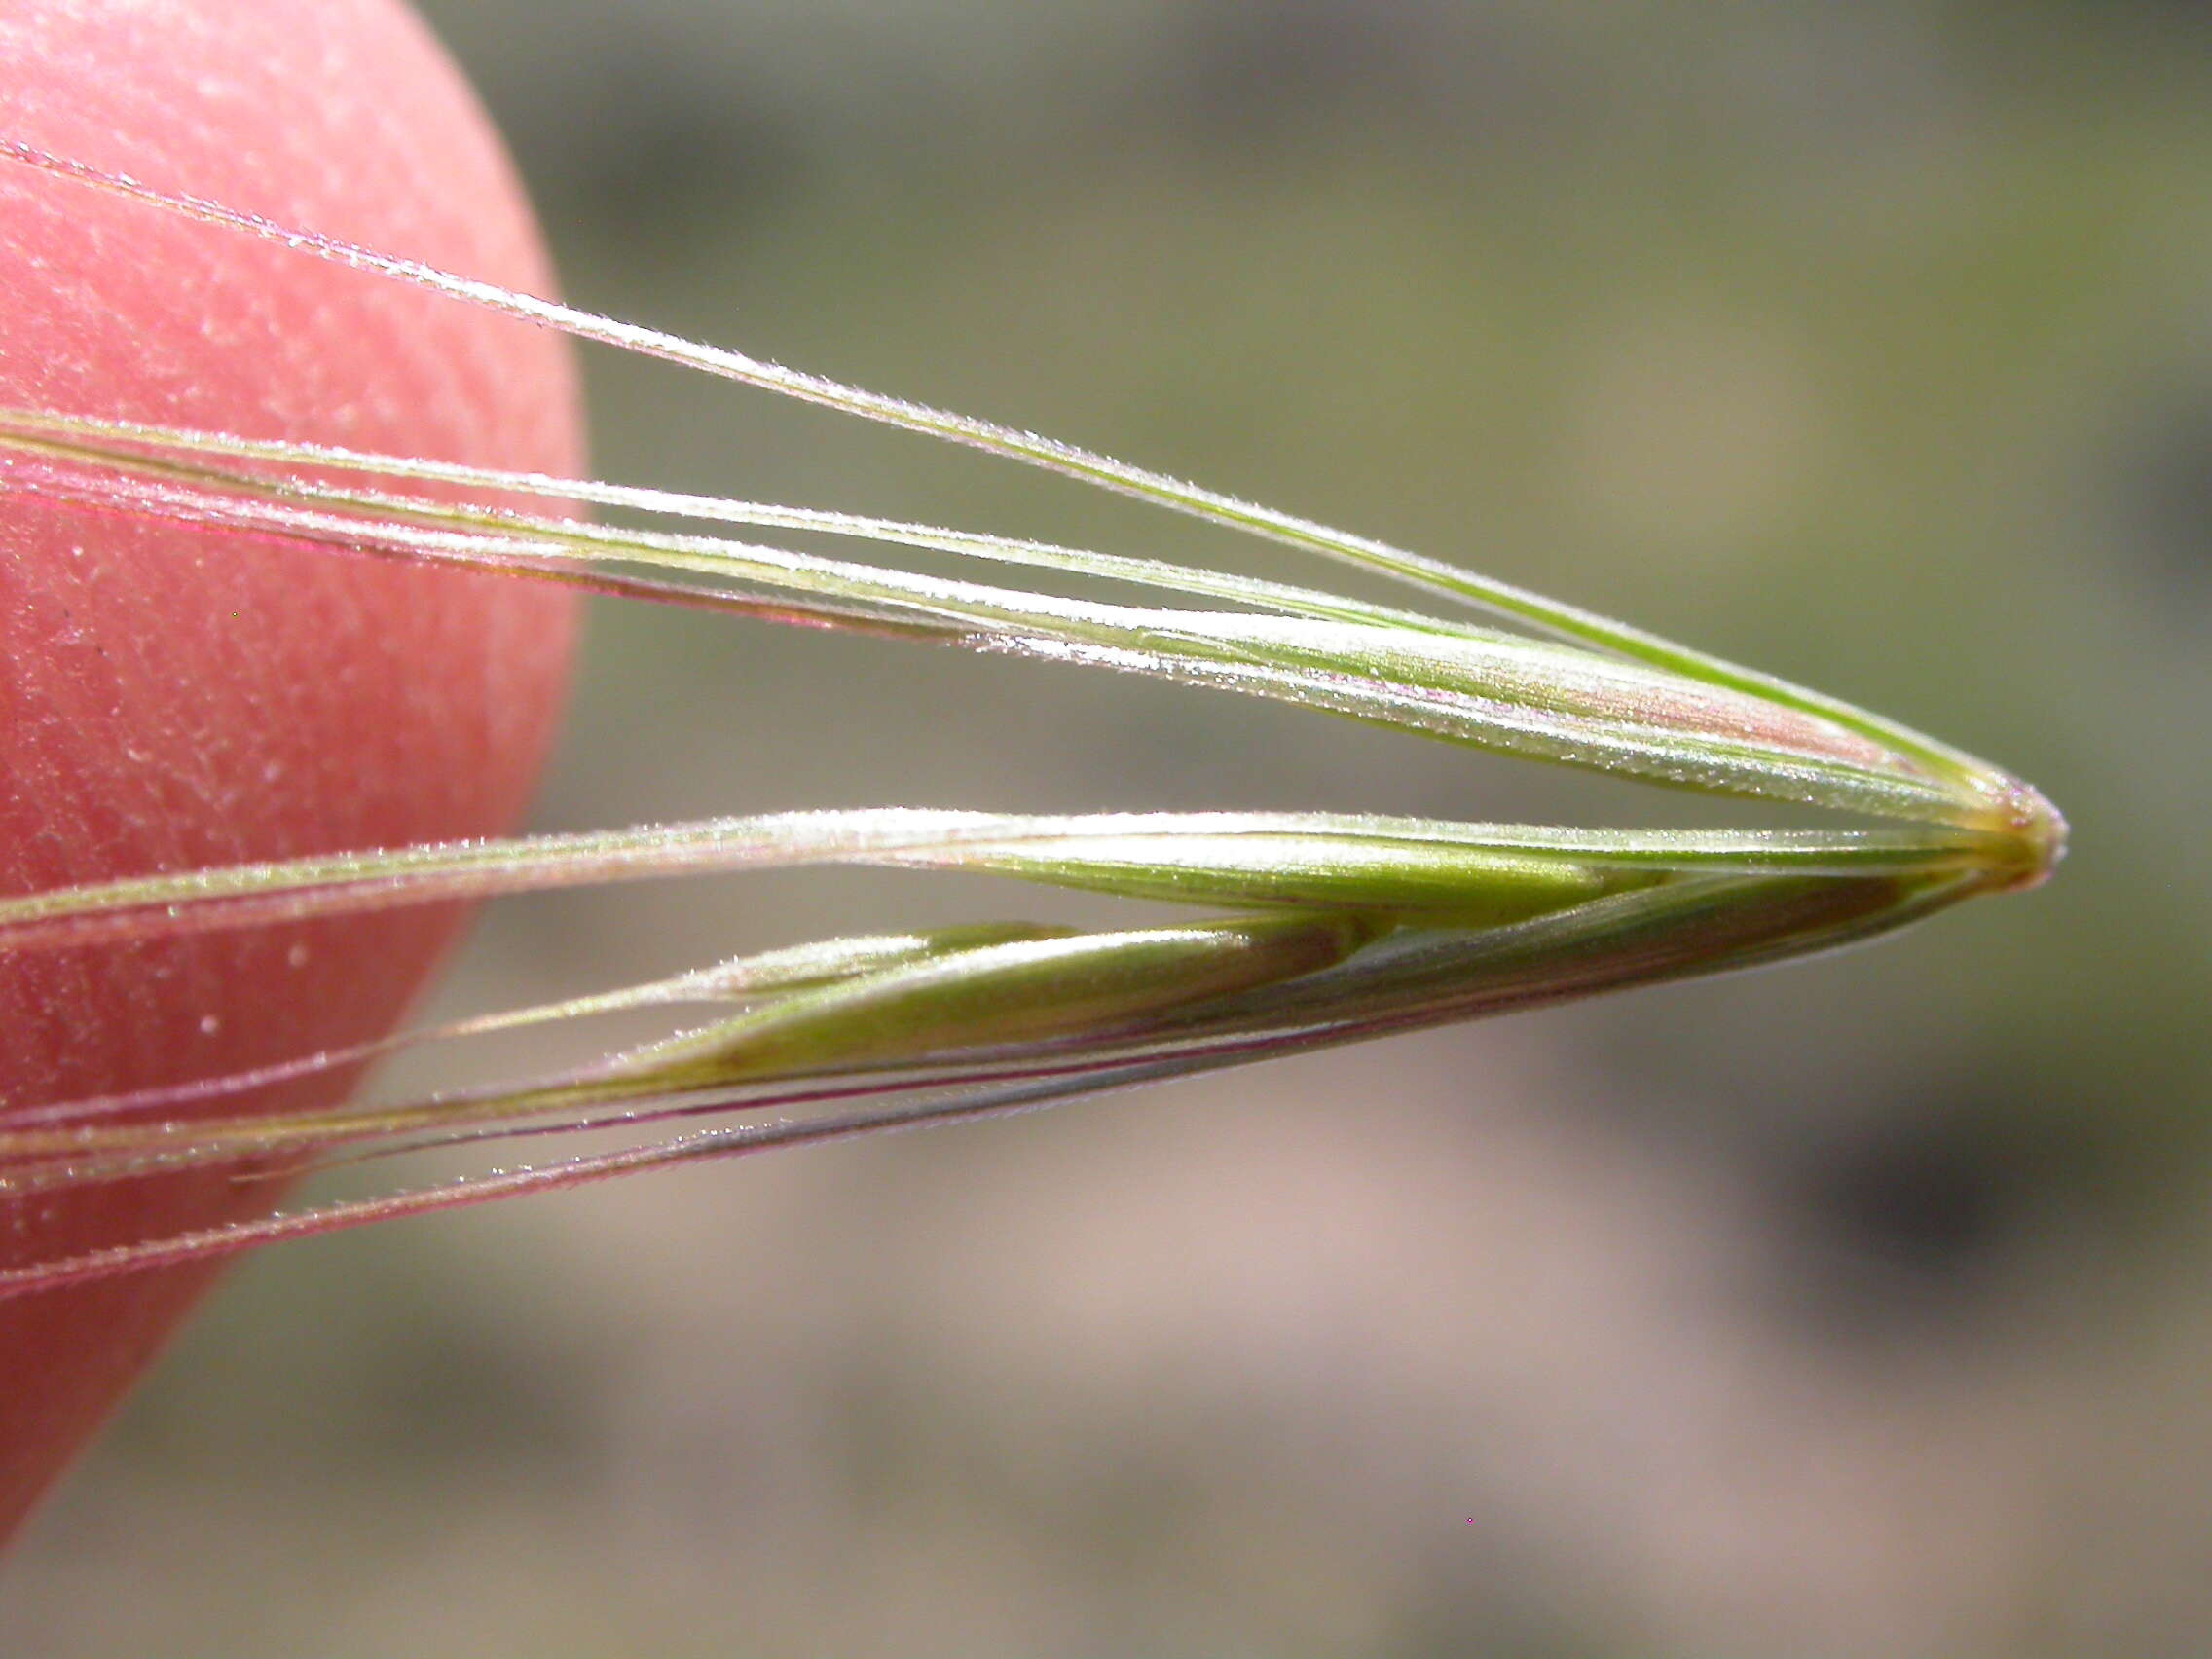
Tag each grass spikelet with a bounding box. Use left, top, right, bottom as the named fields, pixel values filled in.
left=0, top=141, right=2066, bottom=1296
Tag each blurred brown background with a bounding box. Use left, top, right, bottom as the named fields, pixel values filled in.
left=7, top=2, right=2211, bottom=1654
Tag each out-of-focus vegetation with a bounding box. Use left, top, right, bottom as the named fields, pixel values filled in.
left=6, top=3, right=2209, bottom=1655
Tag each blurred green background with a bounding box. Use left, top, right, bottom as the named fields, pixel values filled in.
left=7, top=2, right=2211, bottom=1654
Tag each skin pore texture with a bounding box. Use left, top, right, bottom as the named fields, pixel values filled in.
left=0, top=0, right=581, bottom=1537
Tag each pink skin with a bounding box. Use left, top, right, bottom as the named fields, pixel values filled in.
left=0, top=0, right=581, bottom=1538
